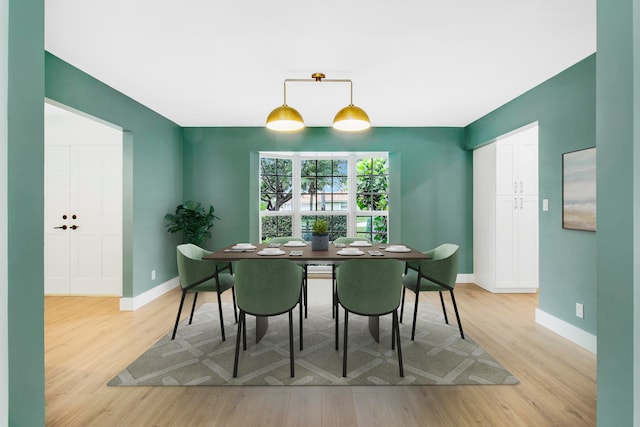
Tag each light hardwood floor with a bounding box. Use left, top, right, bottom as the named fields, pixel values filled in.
left=45, top=281, right=596, bottom=426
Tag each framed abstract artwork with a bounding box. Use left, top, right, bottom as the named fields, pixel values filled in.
left=562, top=147, right=596, bottom=231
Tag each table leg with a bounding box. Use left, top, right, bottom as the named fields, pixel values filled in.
left=368, top=316, right=380, bottom=343
left=256, top=316, right=268, bottom=343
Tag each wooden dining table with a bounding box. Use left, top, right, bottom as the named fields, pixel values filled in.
left=203, top=242, right=430, bottom=343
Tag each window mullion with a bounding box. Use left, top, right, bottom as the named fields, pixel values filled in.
left=348, top=155, right=357, bottom=236
left=292, top=155, right=301, bottom=238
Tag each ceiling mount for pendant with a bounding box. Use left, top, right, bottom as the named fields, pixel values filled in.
left=266, top=73, right=371, bottom=132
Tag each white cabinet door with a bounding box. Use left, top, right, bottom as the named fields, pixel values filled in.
left=517, top=195, right=539, bottom=288
left=495, top=195, right=538, bottom=290
left=496, top=142, right=516, bottom=195
left=495, top=196, right=517, bottom=288
left=516, top=138, right=538, bottom=195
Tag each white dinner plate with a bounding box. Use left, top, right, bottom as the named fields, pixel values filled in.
left=283, top=241, right=307, bottom=247
left=348, top=241, right=372, bottom=247
left=232, top=244, right=256, bottom=250
left=257, top=250, right=286, bottom=256
left=337, top=249, right=364, bottom=256
left=385, top=246, right=411, bottom=253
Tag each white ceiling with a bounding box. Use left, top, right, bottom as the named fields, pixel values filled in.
left=44, top=1, right=596, bottom=128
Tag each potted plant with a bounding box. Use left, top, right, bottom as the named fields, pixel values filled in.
left=311, top=219, right=329, bottom=251
left=165, top=200, right=220, bottom=246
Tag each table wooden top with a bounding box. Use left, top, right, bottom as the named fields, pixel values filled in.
left=203, top=242, right=430, bottom=263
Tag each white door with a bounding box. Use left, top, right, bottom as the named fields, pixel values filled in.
left=44, top=103, right=123, bottom=295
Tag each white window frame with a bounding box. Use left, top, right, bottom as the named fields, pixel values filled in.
left=259, top=151, right=390, bottom=242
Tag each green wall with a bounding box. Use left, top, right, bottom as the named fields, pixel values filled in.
left=7, top=0, right=45, bottom=425
left=596, top=0, right=638, bottom=424
left=182, top=127, right=473, bottom=273
left=465, top=55, right=597, bottom=335
left=44, top=53, right=184, bottom=298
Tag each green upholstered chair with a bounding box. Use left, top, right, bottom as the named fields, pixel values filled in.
left=173, top=244, right=237, bottom=341
left=331, top=237, right=371, bottom=318
left=268, top=236, right=308, bottom=318
left=233, top=259, right=304, bottom=378
left=401, top=243, right=463, bottom=340
left=336, top=259, right=404, bottom=378
left=268, top=236, right=306, bottom=244
left=333, top=236, right=371, bottom=245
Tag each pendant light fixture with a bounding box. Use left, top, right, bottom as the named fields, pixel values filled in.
left=266, top=73, right=370, bottom=132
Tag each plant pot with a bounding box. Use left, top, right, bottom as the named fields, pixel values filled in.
left=311, top=233, right=329, bottom=251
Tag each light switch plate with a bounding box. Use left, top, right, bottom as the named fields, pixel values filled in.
left=543, top=199, right=549, bottom=211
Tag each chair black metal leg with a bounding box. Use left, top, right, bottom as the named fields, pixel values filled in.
left=289, top=310, right=295, bottom=377
left=335, top=300, right=340, bottom=350
left=303, top=268, right=308, bottom=319
left=450, top=290, right=465, bottom=339
left=231, top=287, right=238, bottom=323
left=391, top=312, right=396, bottom=350
left=243, top=311, right=247, bottom=350
left=233, top=310, right=244, bottom=378
left=299, top=295, right=303, bottom=351
left=439, top=291, right=449, bottom=325
left=400, top=287, right=406, bottom=323
left=342, top=309, right=349, bottom=377
left=411, top=290, right=420, bottom=341
left=189, top=292, right=199, bottom=324
left=332, top=265, right=337, bottom=319
left=171, top=290, right=187, bottom=340
left=394, top=310, right=404, bottom=377
left=216, top=291, right=226, bottom=341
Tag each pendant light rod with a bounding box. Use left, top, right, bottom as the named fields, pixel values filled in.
left=282, top=75, right=354, bottom=105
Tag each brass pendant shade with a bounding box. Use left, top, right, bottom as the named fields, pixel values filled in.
left=266, top=73, right=370, bottom=132
left=266, top=105, right=304, bottom=131
left=332, top=104, right=371, bottom=131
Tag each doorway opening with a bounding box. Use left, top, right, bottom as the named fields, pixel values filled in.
left=44, top=101, right=123, bottom=296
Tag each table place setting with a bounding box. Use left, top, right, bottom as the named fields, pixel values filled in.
left=348, top=240, right=372, bottom=247
left=225, top=243, right=257, bottom=252
left=337, top=247, right=365, bottom=256
left=257, top=247, right=286, bottom=256
left=384, top=244, right=412, bottom=253
left=283, top=241, right=307, bottom=247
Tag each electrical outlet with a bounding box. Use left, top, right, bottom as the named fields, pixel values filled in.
left=576, top=303, right=584, bottom=319
left=151, top=270, right=156, bottom=281
left=543, top=199, right=549, bottom=211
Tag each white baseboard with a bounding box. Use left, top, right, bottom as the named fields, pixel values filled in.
left=457, top=274, right=474, bottom=283
left=119, top=276, right=180, bottom=311
left=535, top=308, right=597, bottom=354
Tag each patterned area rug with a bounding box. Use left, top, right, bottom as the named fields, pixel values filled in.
left=109, top=302, right=518, bottom=386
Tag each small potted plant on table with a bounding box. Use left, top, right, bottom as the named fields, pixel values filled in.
left=311, top=219, right=329, bottom=251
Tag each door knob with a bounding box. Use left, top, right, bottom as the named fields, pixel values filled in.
left=70, top=225, right=79, bottom=230
left=54, top=225, right=68, bottom=230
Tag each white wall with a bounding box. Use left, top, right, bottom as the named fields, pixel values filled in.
left=0, top=0, right=9, bottom=424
